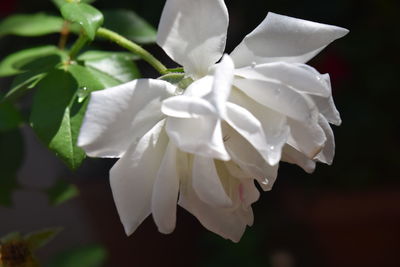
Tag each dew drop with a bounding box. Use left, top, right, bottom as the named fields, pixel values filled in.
left=269, top=145, right=275, bottom=151
left=251, top=61, right=257, bottom=68
left=77, top=87, right=89, bottom=103
left=261, top=179, right=269, bottom=185
left=175, top=87, right=184, bottom=95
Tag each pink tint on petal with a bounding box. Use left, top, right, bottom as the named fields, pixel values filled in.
left=239, top=183, right=245, bottom=203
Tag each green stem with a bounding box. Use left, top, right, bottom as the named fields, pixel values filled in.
left=167, top=67, right=184, bottom=73
left=69, top=34, right=88, bottom=59
left=96, top=27, right=168, bottom=75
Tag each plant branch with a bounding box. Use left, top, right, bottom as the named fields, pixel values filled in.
left=58, top=21, right=70, bottom=50
left=96, top=27, right=168, bottom=75
left=69, top=34, right=88, bottom=60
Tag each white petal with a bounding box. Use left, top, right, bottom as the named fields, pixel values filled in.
left=212, top=164, right=258, bottom=226
left=234, top=62, right=330, bottom=97
left=281, top=144, right=316, bottom=173
left=162, top=96, right=216, bottom=118
left=315, top=115, right=335, bottom=164
left=184, top=75, right=213, bottom=98
left=287, top=118, right=327, bottom=159
left=311, top=74, right=341, bottom=125
left=78, top=79, right=175, bottom=158
left=225, top=102, right=279, bottom=165
left=233, top=77, right=318, bottom=124
left=204, top=55, right=234, bottom=117
left=223, top=122, right=279, bottom=189
left=230, top=12, right=349, bottom=67
left=157, top=0, right=228, bottom=77
left=166, top=117, right=230, bottom=161
left=151, top=141, right=180, bottom=234
left=109, top=120, right=168, bottom=235
left=229, top=88, right=290, bottom=164
left=238, top=179, right=260, bottom=208
left=192, top=156, right=232, bottom=208
left=179, top=178, right=248, bottom=242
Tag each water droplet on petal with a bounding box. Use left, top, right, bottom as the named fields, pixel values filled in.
left=261, top=179, right=269, bottom=185
left=251, top=62, right=257, bottom=68
left=269, top=145, right=275, bottom=151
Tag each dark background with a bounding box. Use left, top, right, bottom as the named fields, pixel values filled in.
left=1, top=0, right=399, bottom=266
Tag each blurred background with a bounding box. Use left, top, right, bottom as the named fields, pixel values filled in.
left=1, top=0, right=399, bottom=266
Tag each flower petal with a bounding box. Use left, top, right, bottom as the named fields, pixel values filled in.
left=281, top=144, right=316, bottom=173
left=287, top=118, right=327, bottom=159
left=204, top=55, right=234, bottom=117
left=184, top=75, right=213, bottom=98
left=233, top=77, right=318, bottom=124
left=151, top=141, right=180, bottom=234
left=230, top=12, right=349, bottom=67
left=157, top=0, right=228, bottom=77
left=225, top=102, right=280, bottom=166
left=234, top=62, right=330, bottom=97
left=162, top=96, right=216, bottom=118
left=222, top=122, right=279, bottom=190
left=179, top=177, right=248, bottom=243
left=311, top=74, right=341, bottom=125
left=239, top=179, right=260, bottom=211
left=228, top=88, right=290, bottom=165
left=192, top=155, right=232, bottom=208
left=78, top=79, right=175, bottom=158
left=109, top=120, right=168, bottom=235
left=166, top=116, right=230, bottom=161
left=315, top=115, right=335, bottom=164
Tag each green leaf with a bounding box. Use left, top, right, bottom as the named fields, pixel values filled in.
left=0, top=100, right=23, bottom=131
left=84, top=67, right=121, bottom=88
left=46, top=179, right=79, bottom=206
left=4, top=53, right=65, bottom=102
left=0, top=45, right=61, bottom=77
left=0, top=129, right=24, bottom=206
left=78, top=50, right=140, bottom=83
left=77, top=50, right=139, bottom=61
left=52, top=0, right=97, bottom=9
left=68, top=63, right=109, bottom=93
left=25, top=228, right=63, bottom=250
left=61, top=3, right=103, bottom=40
left=103, top=9, right=157, bottom=44
left=0, top=13, right=64, bottom=38
left=29, top=70, right=86, bottom=170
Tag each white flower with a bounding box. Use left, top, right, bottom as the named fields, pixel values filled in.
left=77, top=78, right=259, bottom=241
left=158, top=0, right=348, bottom=174
left=78, top=0, right=348, bottom=242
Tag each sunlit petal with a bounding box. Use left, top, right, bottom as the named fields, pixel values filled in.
left=315, top=115, right=335, bottom=164
left=192, top=156, right=232, bottom=208
left=78, top=79, right=175, bottom=157
left=231, top=12, right=349, bottom=67
left=234, top=62, right=330, bottom=97
left=110, top=120, right=168, bottom=235
left=179, top=178, right=248, bottom=243
left=152, top=141, right=180, bottom=234
left=233, top=77, right=318, bottom=124
left=157, top=0, right=228, bottom=77
left=166, top=117, right=230, bottom=161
